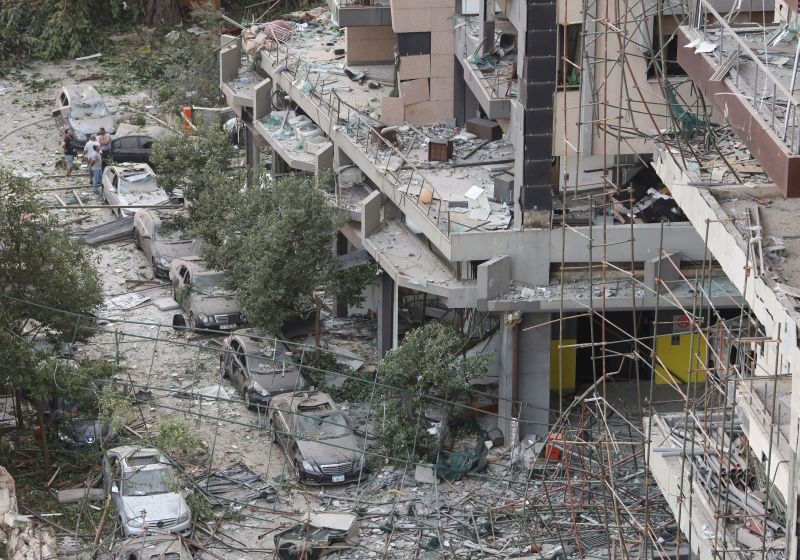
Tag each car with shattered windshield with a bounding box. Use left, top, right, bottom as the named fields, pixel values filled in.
left=53, top=85, right=117, bottom=148
left=169, top=258, right=245, bottom=331
left=102, top=446, right=191, bottom=537
left=102, top=164, right=170, bottom=218
left=220, top=329, right=308, bottom=409
left=134, top=210, right=203, bottom=279
left=268, top=391, right=366, bottom=485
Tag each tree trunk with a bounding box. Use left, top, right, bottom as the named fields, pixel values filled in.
left=146, top=0, right=181, bottom=25
left=13, top=388, right=24, bottom=430
left=38, top=399, right=50, bottom=470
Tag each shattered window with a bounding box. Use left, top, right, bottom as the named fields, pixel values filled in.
left=122, top=466, right=173, bottom=496
left=294, top=412, right=350, bottom=438
left=72, top=101, right=109, bottom=119
left=192, top=272, right=226, bottom=290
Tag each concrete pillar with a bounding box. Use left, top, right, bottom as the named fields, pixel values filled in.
left=518, top=312, right=551, bottom=437
left=453, top=56, right=481, bottom=126
left=377, top=274, right=395, bottom=357
left=245, top=125, right=259, bottom=186
left=271, top=149, right=289, bottom=176
left=498, top=312, right=551, bottom=441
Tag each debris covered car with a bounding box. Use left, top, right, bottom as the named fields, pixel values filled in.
left=53, top=85, right=117, bottom=148
left=220, top=329, right=308, bottom=409
left=102, top=446, right=192, bottom=537
left=268, top=391, right=366, bottom=485
left=274, top=513, right=359, bottom=560
left=169, top=258, right=245, bottom=331
left=134, top=209, right=203, bottom=279
left=102, top=164, right=170, bottom=218
left=110, top=123, right=172, bottom=166
left=111, top=533, right=193, bottom=560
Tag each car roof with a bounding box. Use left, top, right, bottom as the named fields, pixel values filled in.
left=113, top=123, right=172, bottom=140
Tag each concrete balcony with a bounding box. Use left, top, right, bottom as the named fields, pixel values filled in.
left=676, top=1, right=800, bottom=197
left=455, top=16, right=514, bottom=120
left=328, top=0, right=392, bottom=27
left=253, top=112, right=334, bottom=173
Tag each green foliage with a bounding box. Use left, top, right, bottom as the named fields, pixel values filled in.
left=0, top=167, right=103, bottom=343
left=98, top=387, right=137, bottom=434
left=0, top=0, right=145, bottom=72
left=98, top=8, right=224, bottom=112
left=375, top=322, right=492, bottom=460
left=150, top=416, right=202, bottom=457
left=186, top=490, right=215, bottom=521
left=151, top=124, right=238, bottom=204
left=298, top=349, right=373, bottom=402
left=128, top=113, right=147, bottom=127
left=193, top=172, right=378, bottom=334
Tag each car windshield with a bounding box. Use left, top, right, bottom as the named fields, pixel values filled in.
left=72, top=100, right=109, bottom=119
left=193, top=272, right=227, bottom=291
left=119, top=172, right=159, bottom=194
left=122, top=466, right=173, bottom=496
left=295, top=412, right=350, bottom=438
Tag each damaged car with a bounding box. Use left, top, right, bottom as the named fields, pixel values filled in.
left=169, top=259, right=245, bottom=331
left=220, top=329, right=308, bottom=409
left=274, top=513, right=359, bottom=560
left=53, top=85, right=117, bottom=148
left=268, top=391, right=366, bottom=485
left=103, top=446, right=192, bottom=538
left=102, top=164, right=170, bottom=218
left=112, top=533, right=192, bottom=560
left=111, top=123, right=172, bottom=166
left=134, top=210, right=204, bottom=279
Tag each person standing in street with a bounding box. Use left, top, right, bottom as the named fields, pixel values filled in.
left=83, top=135, right=99, bottom=186
left=62, top=130, right=75, bottom=177
left=89, top=144, right=103, bottom=194
left=98, top=127, right=111, bottom=166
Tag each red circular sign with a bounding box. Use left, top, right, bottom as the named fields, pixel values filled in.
left=676, top=315, right=692, bottom=329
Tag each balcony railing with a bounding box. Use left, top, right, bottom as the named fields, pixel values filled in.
left=259, top=40, right=454, bottom=238
left=691, top=0, right=800, bottom=153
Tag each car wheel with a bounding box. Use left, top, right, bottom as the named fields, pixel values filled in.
left=117, top=517, right=126, bottom=538
left=220, top=357, right=228, bottom=379
left=134, top=230, right=141, bottom=249
left=151, top=257, right=158, bottom=276
left=188, top=313, right=196, bottom=331
left=270, top=419, right=278, bottom=443
left=243, top=388, right=252, bottom=410
left=293, top=459, right=304, bottom=482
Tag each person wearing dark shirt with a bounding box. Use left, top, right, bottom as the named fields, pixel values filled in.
left=63, top=130, right=75, bottom=177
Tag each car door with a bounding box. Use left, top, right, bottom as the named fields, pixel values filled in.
left=140, top=137, right=155, bottom=164
left=102, top=169, right=117, bottom=205
left=229, top=342, right=245, bottom=393
left=274, top=402, right=292, bottom=450
left=113, top=136, right=141, bottom=163
left=52, top=90, right=69, bottom=131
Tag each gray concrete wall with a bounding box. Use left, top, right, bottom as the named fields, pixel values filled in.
left=517, top=312, right=551, bottom=437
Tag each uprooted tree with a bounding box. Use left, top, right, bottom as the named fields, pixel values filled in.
left=0, top=167, right=104, bottom=467
left=375, top=322, right=493, bottom=461
left=191, top=171, right=379, bottom=335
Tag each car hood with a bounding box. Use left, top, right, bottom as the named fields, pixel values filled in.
left=295, top=433, right=362, bottom=465
left=192, top=296, right=241, bottom=316
left=121, top=493, right=188, bottom=523
left=120, top=191, right=170, bottom=210
left=60, top=419, right=109, bottom=444
left=70, top=116, right=117, bottom=135
left=153, top=240, right=203, bottom=261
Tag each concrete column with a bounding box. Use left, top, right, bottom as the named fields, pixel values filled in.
left=271, top=149, right=289, bottom=176
left=377, top=274, right=395, bottom=357
left=245, top=125, right=259, bottom=186
left=498, top=312, right=551, bottom=441
left=517, top=312, right=551, bottom=437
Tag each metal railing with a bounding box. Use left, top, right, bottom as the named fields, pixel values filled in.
left=257, top=38, right=454, bottom=239
left=692, top=0, right=800, bottom=153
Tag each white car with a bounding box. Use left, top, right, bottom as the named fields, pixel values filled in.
left=101, top=164, right=169, bottom=218
left=102, top=446, right=192, bottom=537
